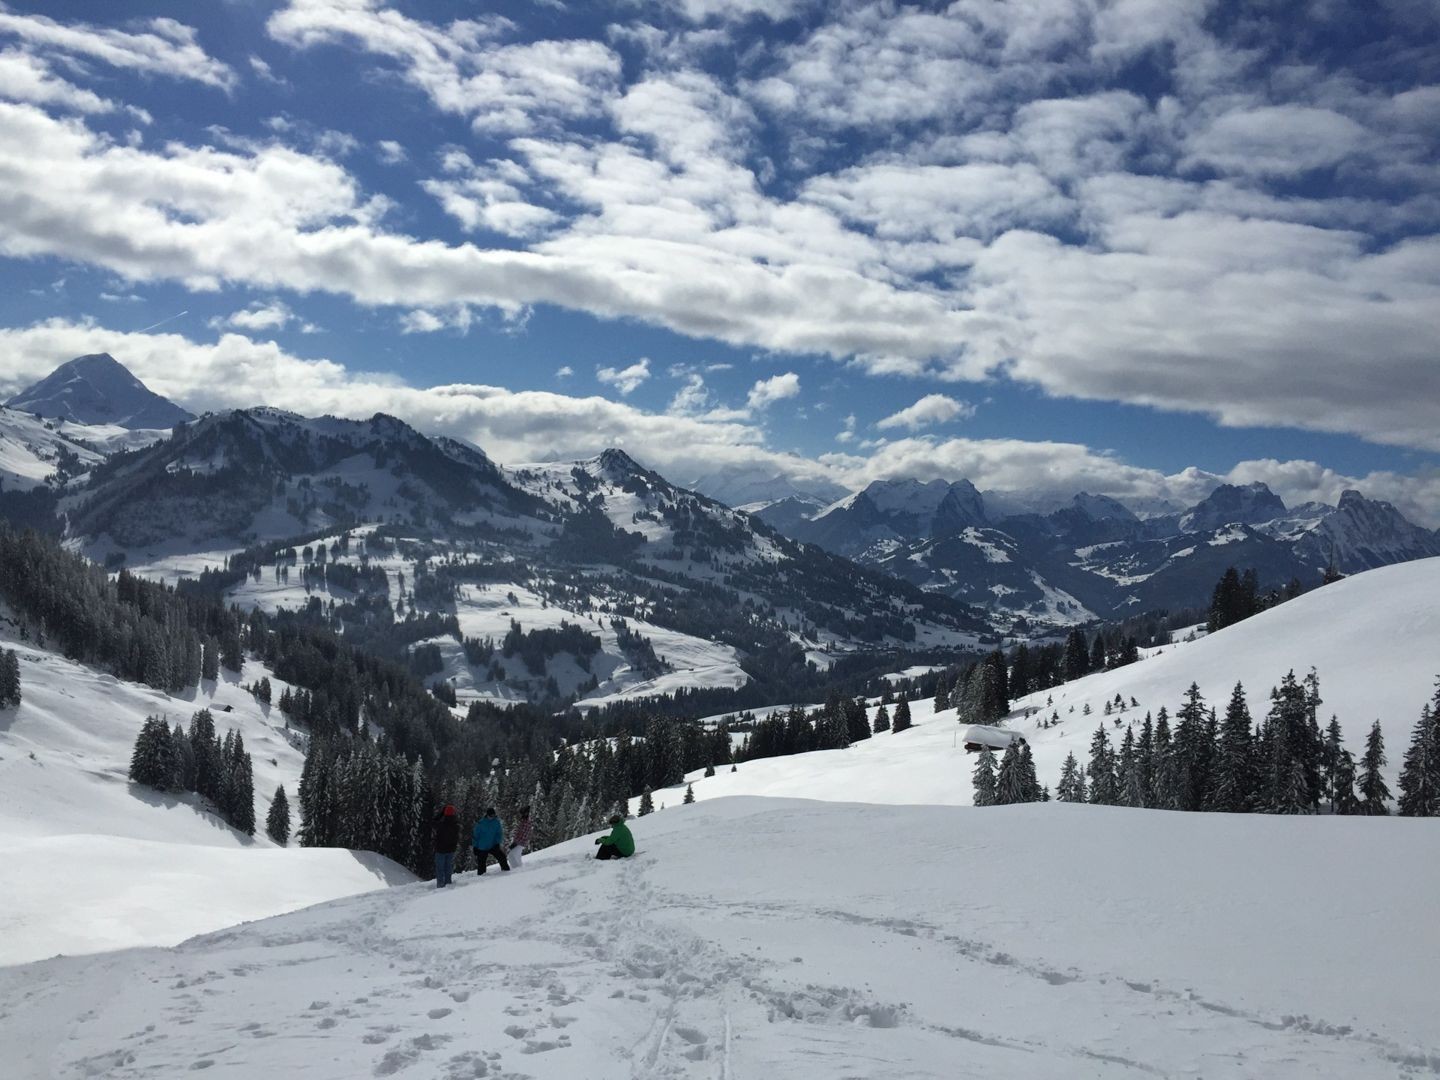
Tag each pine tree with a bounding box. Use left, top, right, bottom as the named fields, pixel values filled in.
left=129, top=716, right=180, bottom=791
left=683, top=783, right=695, bottom=805
left=1359, top=720, right=1390, bottom=816
left=872, top=703, right=890, bottom=733
left=1397, top=702, right=1440, bottom=817
left=1087, top=725, right=1118, bottom=805
left=1172, top=683, right=1213, bottom=812
left=971, top=745, right=998, bottom=807
left=1056, top=752, right=1085, bottom=802
left=995, top=744, right=1028, bottom=805
left=1116, top=725, right=1141, bottom=807
left=1018, top=743, right=1041, bottom=802
left=266, top=784, right=291, bottom=845
left=933, top=675, right=950, bottom=713
left=1211, top=683, right=1255, bottom=813
left=892, top=697, right=913, bottom=733
left=201, top=637, right=220, bottom=683
left=638, top=787, right=655, bottom=816
left=704, top=762, right=715, bottom=778
left=226, top=731, right=256, bottom=836
left=0, top=648, right=20, bottom=708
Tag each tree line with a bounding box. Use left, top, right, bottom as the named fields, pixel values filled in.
left=128, top=708, right=256, bottom=835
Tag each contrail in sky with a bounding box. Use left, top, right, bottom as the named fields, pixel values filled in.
left=138, top=310, right=188, bottom=333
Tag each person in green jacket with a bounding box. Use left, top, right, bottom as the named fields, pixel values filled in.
left=594, top=814, right=635, bottom=860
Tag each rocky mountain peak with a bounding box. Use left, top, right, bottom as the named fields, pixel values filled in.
left=5, top=354, right=194, bottom=430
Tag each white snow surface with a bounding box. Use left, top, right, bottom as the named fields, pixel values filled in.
left=1, top=798, right=1437, bottom=1078
left=0, top=624, right=414, bottom=966
left=693, top=558, right=1440, bottom=807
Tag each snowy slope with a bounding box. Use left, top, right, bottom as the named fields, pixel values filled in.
left=690, top=557, right=1440, bottom=808
left=0, top=624, right=414, bottom=965
left=5, top=353, right=193, bottom=429
left=0, top=407, right=104, bottom=490
left=2, top=798, right=1437, bottom=1078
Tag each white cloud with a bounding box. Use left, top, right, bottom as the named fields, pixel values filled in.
left=266, top=0, right=619, bottom=134
left=876, top=394, right=974, bottom=431
left=596, top=358, right=651, bottom=396
left=746, top=372, right=799, bottom=409
left=1184, top=106, right=1370, bottom=177
left=0, top=10, right=235, bottom=89
left=0, top=46, right=112, bottom=112
left=555, top=365, right=573, bottom=379
left=376, top=139, right=406, bottom=164
left=667, top=373, right=710, bottom=415
left=210, top=300, right=300, bottom=333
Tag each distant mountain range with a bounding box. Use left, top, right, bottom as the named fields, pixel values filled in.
left=6, top=354, right=1439, bottom=653
left=753, top=476, right=1440, bottom=626
left=5, top=353, right=194, bottom=429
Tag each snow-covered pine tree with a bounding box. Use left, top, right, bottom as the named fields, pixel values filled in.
left=933, top=674, right=951, bottom=713
left=1056, top=752, right=1085, bottom=803
left=171, top=722, right=197, bottom=793
left=1211, top=683, right=1255, bottom=813
left=0, top=648, right=20, bottom=708
left=1135, top=713, right=1155, bottom=807
left=683, top=783, right=695, bottom=805
left=201, top=637, right=220, bottom=682
left=227, top=731, right=256, bottom=836
left=995, top=744, right=1027, bottom=805
left=892, top=697, right=913, bottom=732
left=846, top=697, right=871, bottom=743
left=872, top=703, right=890, bottom=733
left=1087, top=725, right=1118, bottom=805
left=971, top=745, right=998, bottom=806
left=128, top=716, right=180, bottom=791
left=266, top=784, right=291, bottom=845
left=1359, top=720, right=1390, bottom=816
left=1171, top=683, right=1213, bottom=812
left=1263, top=672, right=1318, bottom=814
left=1397, top=702, right=1439, bottom=817
left=1019, top=743, right=1041, bottom=802
left=1116, top=725, right=1140, bottom=807
left=638, top=787, right=655, bottom=816
left=188, top=708, right=221, bottom=804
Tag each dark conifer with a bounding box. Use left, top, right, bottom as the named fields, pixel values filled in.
left=1359, top=720, right=1390, bottom=815
left=972, top=745, right=998, bottom=806
left=892, top=697, right=913, bottom=733
left=638, top=787, right=655, bottom=816
left=872, top=703, right=890, bottom=734
left=1212, top=683, right=1255, bottom=813
left=1056, top=752, right=1086, bottom=803
left=266, top=785, right=291, bottom=845
left=1397, top=702, right=1440, bottom=817
left=683, top=783, right=695, bottom=805
left=0, top=648, right=20, bottom=708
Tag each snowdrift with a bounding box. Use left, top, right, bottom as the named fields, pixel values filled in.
left=2, top=797, right=1437, bottom=1078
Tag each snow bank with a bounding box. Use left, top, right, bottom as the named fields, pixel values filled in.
left=2, top=798, right=1436, bottom=1078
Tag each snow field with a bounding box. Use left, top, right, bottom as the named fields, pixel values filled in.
left=0, top=626, right=414, bottom=964
left=2, top=798, right=1437, bottom=1078
left=685, top=558, right=1440, bottom=809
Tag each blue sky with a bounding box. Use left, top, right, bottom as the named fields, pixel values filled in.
left=0, top=0, right=1437, bottom=520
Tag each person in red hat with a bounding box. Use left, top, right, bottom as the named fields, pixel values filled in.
left=432, top=804, right=460, bottom=887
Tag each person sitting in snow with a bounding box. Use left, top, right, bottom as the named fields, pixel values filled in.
left=594, top=814, right=635, bottom=860
left=432, top=804, right=460, bottom=888
left=472, top=807, right=510, bottom=875
left=507, top=806, right=533, bottom=869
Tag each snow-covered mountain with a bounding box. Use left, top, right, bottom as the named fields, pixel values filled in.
left=5, top=353, right=193, bottom=429
left=0, top=406, right=105, bottom=491
left=58, top=415, right=986, bottom=709
left=686, top=461, right=847, bottom=509
left=765, top=477, right=1440, bottom=628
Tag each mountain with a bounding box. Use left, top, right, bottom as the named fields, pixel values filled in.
left=5, top=353, right=194, bottom=429
left=0, top=406, right=105, bottom=491
left=766, top=476, right=1438, bottom=628
left=60, top=415, right=987, bottom=709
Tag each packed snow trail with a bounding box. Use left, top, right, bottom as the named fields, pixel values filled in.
left=2, top=798, right=1438, bottom=1078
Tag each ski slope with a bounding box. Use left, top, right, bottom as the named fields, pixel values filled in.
left=0, top=622, right=414, bottom=966
left=690, top=557, right=1440, bottom=808
left=2, top=797, right=1437, bottom=1079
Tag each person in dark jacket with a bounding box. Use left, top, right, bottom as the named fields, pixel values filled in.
left=594, top=814, right=635, bottom=860
left=432, top=805, right=460, bottom=888
left=472, top=807, right=510, bottom=875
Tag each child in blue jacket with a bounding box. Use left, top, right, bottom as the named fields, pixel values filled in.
left=472, top=807, right=510, bottom=875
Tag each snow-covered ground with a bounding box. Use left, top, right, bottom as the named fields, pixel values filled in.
left=0, top=623, right=413, bottom=965
left=2, top=797, right=1437, bottom=1079
left=689, top=557, right=1440, bottom=808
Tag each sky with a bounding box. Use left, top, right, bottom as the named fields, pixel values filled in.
left=0, top=0, right=1437, bottom=521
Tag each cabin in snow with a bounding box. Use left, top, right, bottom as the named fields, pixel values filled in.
left=962, top=725, right=1026, bottom=753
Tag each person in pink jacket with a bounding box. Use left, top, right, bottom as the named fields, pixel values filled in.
left=507, top=806, right=533, bottom=868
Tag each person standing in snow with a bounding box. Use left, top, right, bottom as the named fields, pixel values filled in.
left=432, top=805, right=460, bottom=888
left=593, top=814, right=635, bottom=860
left=507, top=806, right=533, bottom=869
left=472, top=807, right=510, bottom=875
